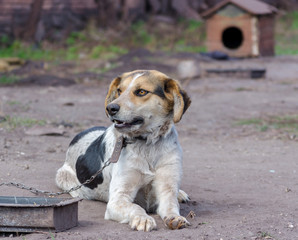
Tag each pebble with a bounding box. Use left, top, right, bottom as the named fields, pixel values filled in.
left=288, top=223, right=294, bottom=228
left=46, top=147, right=56, bottom=153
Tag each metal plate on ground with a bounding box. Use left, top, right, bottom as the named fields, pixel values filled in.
left=206, top=68, right=266, bottom=79
left=0, top=196, right=81, bottom=233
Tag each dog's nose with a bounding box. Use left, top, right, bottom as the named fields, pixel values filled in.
left=106, top=103, right=120, bottom=116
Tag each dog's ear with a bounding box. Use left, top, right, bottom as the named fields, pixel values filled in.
left=105, top=76, right=121, bottom=109
left=165, top=79, right=191, bottom=123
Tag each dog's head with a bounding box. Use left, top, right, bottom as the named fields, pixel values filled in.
left=105, top=70, right=191, bottom=137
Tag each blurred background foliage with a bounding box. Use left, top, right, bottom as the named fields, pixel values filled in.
left=0, top=18, right=206, bottom=61
left=0, top=0, right=298, bottom=62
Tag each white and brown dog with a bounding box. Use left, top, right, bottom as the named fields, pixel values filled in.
left=55, top=70, right=191, bottom=231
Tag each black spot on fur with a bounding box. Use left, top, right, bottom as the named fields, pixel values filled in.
left=180, top=89, right=191, bottom=114
left=75, top=131, right=106, bottom=189
left=69, top=126, right=106, bottom=146
left=153, top=85, right=166, bottom=99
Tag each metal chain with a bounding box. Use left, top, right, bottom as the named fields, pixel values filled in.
left=0, top=160, right=111, bottom=197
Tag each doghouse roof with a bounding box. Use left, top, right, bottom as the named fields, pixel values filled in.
left=201, top=0, right=277, bottom=18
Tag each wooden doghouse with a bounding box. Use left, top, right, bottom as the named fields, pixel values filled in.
left=202, top=0, right=277, bottom=57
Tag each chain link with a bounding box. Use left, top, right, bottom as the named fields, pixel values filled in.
left=0, top=160, right=111, bottom=197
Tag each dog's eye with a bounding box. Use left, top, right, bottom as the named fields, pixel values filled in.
left=117, top=88, right=122, bottom=96
left=135, top=89, right=149, bottom=97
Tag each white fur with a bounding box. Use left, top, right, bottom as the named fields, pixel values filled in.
left=56, top=124, right=189, bottom=231
left=120, top=72, right=145, bottom=110
left=129, top=73, right=145, bottom=88
left=56, top=71, right=190, bottom=231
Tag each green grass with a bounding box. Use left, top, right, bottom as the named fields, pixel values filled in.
left=257, top=231, right=275, bottom=239
left=7, top=100, right=22, bottom=105
left=170, top=19, right=206, bottom=53
left=0, top=75, right=20, bottom=85
left=235, top=87, right=253, bottom=91
left=5, top=100, right=30, bottom=111
left=0, top=35, right=10, bottom=45
left=65, top=46, right=80, bottom=61
left=237, top=118, right=263, bottom=126
left=185, top=19, right=204, bottom=32
left=0, top=41, right=58, bottom=61
left=3, top=12, right=298, bottom=60
left=236, top=115, right=298, bottom=134
left=275, top=44, right=298, bottom=55
left=90, top=45, right=128, bottom=59
left=0, top=115, right=46, bottom=129
left=66, top=31, right=87, bottom=46
left=288, top=11, right=298, bottom=30
left=131, top=21, right=153, bottom=46
left=0, top=18, right=207, bottom=63
left=0, top=38, right=128, bottom=62
left=275, top=10, right=298, bottom=55
left=126, top=19, right=206, bottom=52
left=49, top=231, right=55, bottom=240
left=88, top=62, right=119, bottom=74
left=174, top=40, right=207, bottom=53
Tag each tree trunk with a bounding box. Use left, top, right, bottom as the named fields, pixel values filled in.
left=95, top=0, right=118, bottom=28
left=171, top=0, right=201, bottom=21
left=122, top=0, right=146, bottom=22
left=22, top=0, right=44, bottom=41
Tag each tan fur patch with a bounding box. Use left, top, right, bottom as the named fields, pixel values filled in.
left=105, top=77, right=121, bottom=108
left=106, top=70, right=191, bottom=124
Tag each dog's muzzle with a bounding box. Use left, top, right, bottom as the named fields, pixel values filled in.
left=106, top=103, right=144, bottom=129
left=112, top=117, right=144, bottom=129
left=106, top=103, right=120, bottom=116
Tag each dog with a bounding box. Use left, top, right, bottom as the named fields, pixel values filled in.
left=55, top=70, right=191, bottom=231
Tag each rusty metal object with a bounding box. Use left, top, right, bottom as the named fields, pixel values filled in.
left=206, top=68, right=266, bottom=79
left=0, top=196, right=81, bottom=232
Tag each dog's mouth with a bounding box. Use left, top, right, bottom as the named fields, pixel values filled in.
left=113, top=117, right=144, bottom=129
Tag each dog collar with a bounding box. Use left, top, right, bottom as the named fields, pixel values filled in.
left=124, top=135, right=147, bottom=144
left=109, top=135, right=147, bottom=163
left=109, top=136, right=125, bottom=163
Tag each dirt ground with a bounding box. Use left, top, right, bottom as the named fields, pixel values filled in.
left=0, top=53, right=298, bottom=240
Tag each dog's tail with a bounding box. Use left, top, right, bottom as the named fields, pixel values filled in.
left=55, top=163, right=81, bottom=198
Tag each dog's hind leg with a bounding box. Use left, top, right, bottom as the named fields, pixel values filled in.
left=55, top=163, right=81, bottom=198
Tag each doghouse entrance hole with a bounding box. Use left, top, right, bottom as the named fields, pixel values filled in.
left=222, top=27, right=243, bottom=49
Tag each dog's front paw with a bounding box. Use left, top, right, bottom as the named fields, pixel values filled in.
left=163, top=215, right=191, bottom=230
left=130, top=214, right=157, bottom=232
